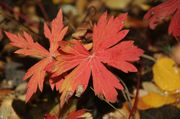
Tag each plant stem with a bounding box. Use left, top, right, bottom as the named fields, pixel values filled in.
left=118, top=78, right=134, bottom=119
left=142, top=54, right=156, bottom=62
left=175, top=36, right=180, bottom=43
left=90, top=87, right=126, bottom=118
left=35, top=0, right=50, bottom=21
left=128, top=73, right=141, bottom=119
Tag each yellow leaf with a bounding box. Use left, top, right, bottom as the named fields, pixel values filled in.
left=101, top=0, right=131, bottom=9
left=52, top=0, right=60, bottom=4
left=83, top=43, right=92, bottom=51
left=138, top=92, right=176, bottom=109
left=52, top=0, right=74, bottom=4
left=176, top=102, right=180, bottom=108
left=142, top=82, right=163, bottom=94
left=153, top=57, right=180, bottom=92
left=137, top=98, right=151, bottom=110
left=132, top=0, right=150, bottom=10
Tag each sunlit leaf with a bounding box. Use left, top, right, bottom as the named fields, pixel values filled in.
left=142, top=82, right=163, bottom=94
left=153, top=57, right=180, bottom=92
left=101, top=0, right=131, bottom=9
left=138, top=92, right=176, bottom=109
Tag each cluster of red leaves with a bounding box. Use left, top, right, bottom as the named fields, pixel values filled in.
left=5, top=9, right=143, bottom=106
left=144, top=0, right=180, bottom=37
left=48, top=12, right=143, bottom=106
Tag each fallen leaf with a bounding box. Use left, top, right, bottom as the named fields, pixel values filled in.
left=125, top=16, right=147, bottom=28
left=153, top=57, right=180, bottom=92
left=132, top=0, right=150, bottom=10
left=103, top=102, right=140, bottom=119
left=72, top=22, right=92, bottom=40
left=142, top=82, right=163, bottom=94
left=138, top=57, right=180, bottom=110
left=0, top=60, right=5, bottom=73
left=0, top=97, right=20, bottom=119
left=79, top=112, right=92, bottom=119
left=171, top=43, right=180, bottom=65
left=83, top=43, right=93, bottom=51
left=52, top=0, right=74, bottom=4
left=138, top=92, right=176, bottom=109
left=52, top=0, right=60, bottom=4
left=76, top=0, right=87, bottom=15
left=101, top=0, right=131, bottom=9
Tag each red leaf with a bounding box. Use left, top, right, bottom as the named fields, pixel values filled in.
left=59, top=59, right=91, bottom=106
left=24, top=58, right=50, bottom=102
left=91, top=60, right=123, bottom=102
left=50, top=12, right=143, bottom=106
left=169, top=8, right=180, bottom=37
left=44, top=9, right=68, bottom=54
left=5, top=31, right=49, bottom=58
left=5, top=9, right=67, bottom=102
left=49, top=40, right=89, bottom=78
left=93, top=12, right=128, bottom=51
left=144, top=0, right=180, bottom=37
left=65, top=109, right=86, bottom=119
left=44, top=114, right=58, bottom=119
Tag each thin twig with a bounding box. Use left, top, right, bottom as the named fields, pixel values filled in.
left=142, top=54, right=156, bottom=62
left=35, top=0, right=50, bottom=21
left=83, top=6, right=97, bottom=22
left=128, top=74, right=141, bottom=119
left=118, top=77, right=134, bottom=119
left=118, top=78, right=133, bottom=110
left=64, top=16, right=76, bottom=31
left=90, top=87, right=126, bottom=118
left=175, top=36, right=180, bottom=43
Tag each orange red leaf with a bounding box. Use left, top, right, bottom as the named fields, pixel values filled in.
left=5, top=9, right=67, bottom=102
left=44, top=9, right=68, bottom=54
left=5, top=31, right=49, bottom=58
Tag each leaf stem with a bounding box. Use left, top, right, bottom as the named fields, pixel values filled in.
left=142, top=54, right=156, bottom=62
left=175, top=36, right=180, bottom=43
left=119, top=78, right=133, bottom=110
left=90, top=87, right=126, bottom=118
left=118, top=77, right=135, bottom=119
left=128, top=72, right=141, bottom=119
